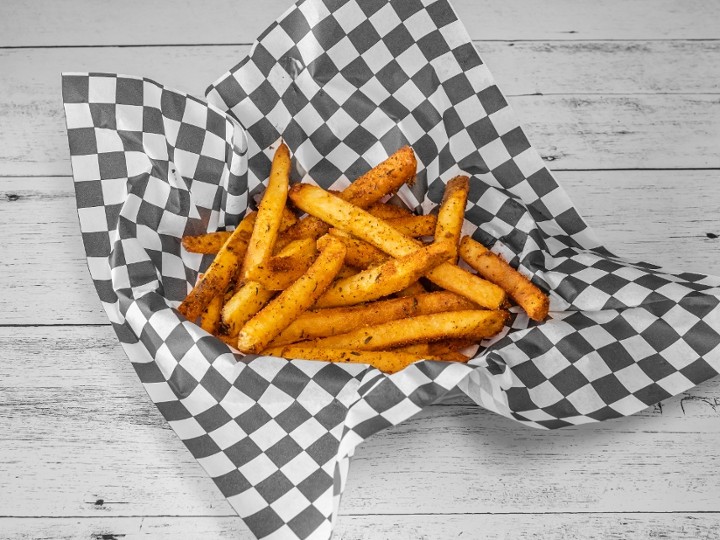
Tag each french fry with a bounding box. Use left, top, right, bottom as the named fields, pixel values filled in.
left=236, top=238, right=347, bottom=354
left=178, top=228, right=248, bottom=322
left=245, top=238, right=317, bottom=290
left=200, top=294, right=223, bottom=334
left=367, top=201, right=414, bottom=219
left=435, top=176, right=469, bottom=260
left=338, top=145, right=417, bottom=208
left=314, top=241, right=453, bottom=308
left=182, top=209, right=297, bottom=255
left=278, top=146, right=417, bottom=248
left=395, top=280, right=427, bottom=297
left=393, top=342, right=470, bottom=362
left=288, top=184, right=506, bottom=309
left=459, top=236, right=550, bottom=321
left=335, top=265, right=358, bottom=280
left=322, top=230, right=388, bottom=269
left=428, top=339, right=475, bottom=354
left=270, top=291, right=478, bottom=346
left=182, top=231, right=238, bottom=255
left=386, top=215, right=437, bottom=238
left=241, top=143, right=291, bottom=278
left=261, top=346, right=442, bottom=374
left=221, top=281, right=276, bottom=337
left=391, top=343, right=431, bottom=356
left=311, top=310, right=509, bottom=351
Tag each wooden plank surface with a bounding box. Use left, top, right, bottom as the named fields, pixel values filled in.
left=1, top=43, right=719, bottom=176
left=3, top=514, right=720, bottom=540
left=2, top=325, right=720, bottom=518
left=2, top=0, right=719, bottom=46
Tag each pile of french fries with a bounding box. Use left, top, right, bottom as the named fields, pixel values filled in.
left=178, top=144, right=549, bottom=373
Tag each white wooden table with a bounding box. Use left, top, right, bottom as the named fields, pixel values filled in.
left=2, top=1, right=719, bottom=538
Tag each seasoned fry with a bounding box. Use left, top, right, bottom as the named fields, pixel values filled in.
left=236, top=238, right=347, bottom=354
left=245, top=238, right=316, bottom=290
left=459, top=236, right=550, bottom=321
left=391, top=343, right=431, bottom=356
left=178, top=228, right=248, bottom=322
left=435, top=176, right=469, bottom=260
left=241, top=143, right=291, bottom=278
left=182, top=231, right=237, bottom=255
left=182, top=208, right=297, bottom=255
left=261, top=346, right=442, bottom=374
left=386, top=215, right=437, bottom=238
left=278, top=146, right=417, bottom=248
left=335, top=265, right=358, bottom=280
left=314, top=241, right=453, bottom=308
left=221, top=281, right=276, bottom=337
left=367, top=201, right=413, bottom=219
left=428, top=339, right=475, bottom=354
left=395, top=280, right=427, bottom=297
left=311, top=310, right=509, bottom=351
left=270, top=291, right=478, bottom=346
left=339, top=145, right=417, bottom=208
left=288, top=184, right=506, bottom=309
left=322, top=230, right=388, bottom=269
left=200, top=294, right=223, bottom=334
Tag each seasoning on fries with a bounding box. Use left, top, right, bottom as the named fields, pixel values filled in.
left=178, top=145, right=550, bottom=373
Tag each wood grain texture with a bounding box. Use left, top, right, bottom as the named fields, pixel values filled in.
left=2, top=171, right=719, bottom=325
left=3, top=514, right=720, bottom=540
left=1, top=326, right=720, bottom=518
left=2, top=0, right=719, bottom=46
left=1, top=43, right=719, bottom=175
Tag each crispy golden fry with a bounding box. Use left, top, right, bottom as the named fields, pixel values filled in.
left=221, top=281, right=276, bottom=337
left=314, top=241, right=453, bottom=308
left=428, top=339, right=475, bottom=354
left=261, top=346, right=442, bottom=374
left=182, top=231, right=237, bottom=254
left=236, top=239, right=347, bottom=354
left=459, top=236, right=550, bottom=321
left=322, top=230, right=388, bottom=269
left=367, top=202, right=415, bottom=219
left=435, top=176, right=469, bottom=260
left=395, top=280, right=427, bottom=297
left=245, top=238, right=317, bottom=290
left=270, top=291, right=478, bottom=346
left=241, top=143, right=291, bottom=278
left=200, top=294, right=223, bottom=334
left=391, top=343, right=431, bottom=356
left=386, top=215, right=437, bottom=238
left=335, top=265, right=358, bottom=280
left=178, top=227, right=248, bottom=322
left=393, top=342, right=470, bottom=362
left=278, top=146, right=417, bottom=248
left=433, top=350, right=470, bottom=362
left=367, top=201, right=413, bottom=219
left=182, top=209, right=296, bottom=255
left=339, top=145, right=417, bottom=208
left=274, top=215, right=330, bottom=251
left=312, top=310, right=509, bottom=351
left=288, top=184, right=506, bottom=309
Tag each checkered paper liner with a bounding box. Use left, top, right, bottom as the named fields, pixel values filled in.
left=61, top=0, right=720, bottom=538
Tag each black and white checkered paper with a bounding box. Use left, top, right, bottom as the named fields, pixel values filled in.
left=62, top=0, right=720, bottom=538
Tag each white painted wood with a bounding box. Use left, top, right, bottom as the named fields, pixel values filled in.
left=2, top=0, right=719, bottom=46
left=1, top=326, right=720, bottom=518
left=2, top=171, right=718, bottom=325
left=1, top=45, right=719, bottom=175
left=3, top=514, right=720, bottom=540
